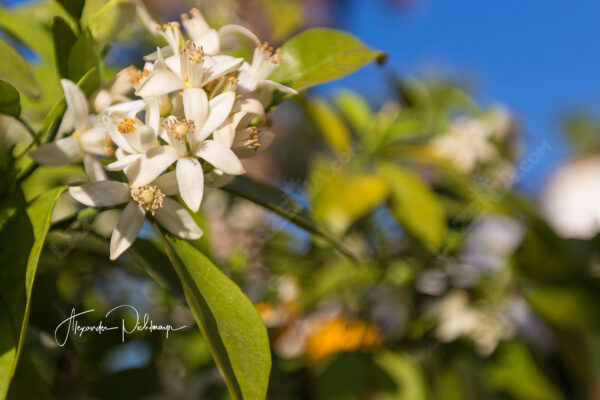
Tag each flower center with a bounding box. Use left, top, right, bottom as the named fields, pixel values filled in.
left=131, top=185, right=165, bottom=215
left=118, top=118, right=136, bottom=134
left=246, top=126, right=260, bottom=151
left=166, top=118, right=195, bottom=141
left=129, top=68, right=151, bottom=87
left=186, top=41, right=204, bottom=63
left=257, top=42, right=282, bottom=64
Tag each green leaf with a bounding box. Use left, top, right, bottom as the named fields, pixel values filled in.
left=222, top=175, right=357, bottom=260
left=84, top=0, right=136, bottom=42
left=0, top=6, right=54, bottom=62
left=67, top=29, right=99, bottom=83
left=0, top=186, right=66, bottom=398
left=0, top=80, right=20, bottom=117
left=0, top=39, right=40, bottom=99
left=335, top=90, right=374, bottom=134
left=487, top=342, right=564, bottom=400
left=310, top=160, right=389, bottom=235
left=375, top=351, right=428, bottom=400
left=378, top=161, right=446, bottom=249
left=270, top=28, right=386, bottom=91
left=305, top=97, right=352, bottom=153
left=156, top=228, right=271, bottom=400
left=57, top=0, right=85, bottom=20
left=6, top=355, right=52, bottom=400
left=51, top=16, right=77, bottom=79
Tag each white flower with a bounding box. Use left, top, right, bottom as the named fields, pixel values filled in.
left=136, top=41, right=243, bottom=99
left=542, top=154, right=600, bottom=239
left=135, top=3, right=260, bottom=58
left=30, top=79, right=112, bottom=181
left=91, top=66, right=135, bottom=113
left=68, top=171, right=202, bottom=260
left=181, top=8, right=259, bottom=56
left=431, top=117, right=497, bottom=173
left=134, top=89, right=244, bottom=212
left=103, top=102, right=161, bottom=178
left=237, top=42, right=297, bottom=95
left=213, top=94, right=275, bottom=158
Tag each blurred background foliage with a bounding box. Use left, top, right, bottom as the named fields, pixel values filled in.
left=1, top=0, right=600, bottom=399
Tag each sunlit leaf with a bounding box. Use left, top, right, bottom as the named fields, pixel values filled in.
left=310, top=160, right=389, bottom=235
left=83, top=0, right=136, bottom=41
left=378, top=161, right=446, bottom=249
left=270, top=28, right=386, bottom=91
left=305, top=97, right=352, bottom=153
left=0, top=186, right=66, bottom=398
left=156, top=228, right=271, bottom=400
left=335, top=90, right=374, bottom=134
left=0, top=80, right=20, bottom=117
left=0, top=39, right=40, bottom=99
left=0, top=6, right=54, bottom=62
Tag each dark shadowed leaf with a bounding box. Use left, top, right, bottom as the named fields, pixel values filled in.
left=0, top=186, right=66, bottom=398
left=0, top=80, right=20, bottom=117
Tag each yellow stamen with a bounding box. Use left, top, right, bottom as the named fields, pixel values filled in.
left=117, top=118, right=136, bottom=135
left=131, top=185, right=165, bottom=215
left=258, top=42, right=282, bottom=64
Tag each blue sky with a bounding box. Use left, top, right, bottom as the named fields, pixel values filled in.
left=317, top=0, right=600, bottom=193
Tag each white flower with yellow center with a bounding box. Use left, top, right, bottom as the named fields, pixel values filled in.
left=132, top=88, right=244, bottom=212
left=30, top=79, right=113, bottom=181
left=237, top=42, right=297, bottom=95
left=68, top=171, right=202, bottom=260
left=136, top=40, right=243, bottom=99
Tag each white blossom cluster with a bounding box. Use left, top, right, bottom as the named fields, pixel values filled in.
left=30, top=7, right=296, bottom=260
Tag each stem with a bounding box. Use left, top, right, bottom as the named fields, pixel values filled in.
left=16, top=162, right=39, bottom=183
left=17, top=116, right=40, bottom=145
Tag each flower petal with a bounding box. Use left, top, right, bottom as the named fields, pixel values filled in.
left=194, top=29, right=220, bottom=55
left=29, top=136, right=81, bottom=165
left=195, top=139, right=245, bottom=175
left=105, top=99, right=146, bottom=116
left=136, top=68, right=184, bottom=98
left=69, top=180, right=130, bottom=207
left=205, top=170, right=234, bottom=188
left=138, top=125, right=158, bottom=152
left=83, top=154, right=107, bottom=181
left=197, top=91, right=235, bottom=141
left=202, top=56, right=244, bottom=86
left=110, top=201, right=145, bottom=260
left=131, top=145, right=178, bottom=186
left=218, top=24, right=260, bottom=46
left=155, top=197, right=203, bottom=239
left=106, top=153, right=141, bottom=171
left=261, top=79, right=298, bottom=94
left=153, top=170, right=179, bottom=196
left=176, top=157, right=204, bottom=212
left=183, top=88, right=209, bottom=127
left=60, top=79, right=89, bottom=132
left=79, top=127, right=109, bottom=155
